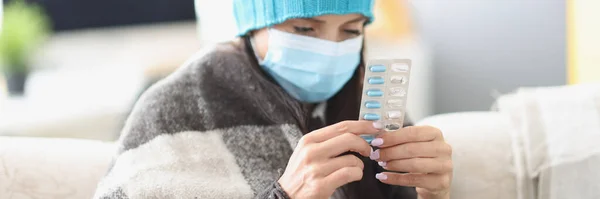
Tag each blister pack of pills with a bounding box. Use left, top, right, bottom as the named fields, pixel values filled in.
left=359, top=59, right=411, bottom=141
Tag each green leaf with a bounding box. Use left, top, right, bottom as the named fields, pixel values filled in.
left=0, top=0, right=52, bottom=73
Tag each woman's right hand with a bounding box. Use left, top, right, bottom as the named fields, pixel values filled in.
left=278, top=120, right=381, bottom=199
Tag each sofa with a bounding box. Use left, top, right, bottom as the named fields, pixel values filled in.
left=0, top=111, right=521, bottom=199
left=2, top=83, right=599, bottom=199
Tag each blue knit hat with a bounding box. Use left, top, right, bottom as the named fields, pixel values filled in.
left=233, top=0, right=375, bottom=36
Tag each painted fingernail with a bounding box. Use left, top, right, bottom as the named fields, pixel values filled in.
left=371, top=138, right=384, bottom=147
left=370, top=149, right=380, bottom=160
left=375, top=173, right=388, bottom=180
left=378, top=161, right=387, bottom=167
left=373, top=121, right=383, bottom=129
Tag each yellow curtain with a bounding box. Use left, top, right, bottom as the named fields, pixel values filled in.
left=568, top=0, right=600, bottom=84
left=367, top=0, right=413, bottom=41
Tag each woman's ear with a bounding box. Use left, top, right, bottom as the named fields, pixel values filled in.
left=250, top=28, right=269, bottom=60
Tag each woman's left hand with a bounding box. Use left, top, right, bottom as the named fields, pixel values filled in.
left=369, top=125, right=453, bottom=199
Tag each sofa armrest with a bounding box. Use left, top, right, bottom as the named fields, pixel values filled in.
left=417, top=112, right=524, bottom=199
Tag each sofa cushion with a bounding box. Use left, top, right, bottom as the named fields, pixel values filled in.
left=0, top=137, right=113, bottom=199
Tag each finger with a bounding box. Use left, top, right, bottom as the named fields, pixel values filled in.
left=317, top=132, right=373, bottom=157
left=323, top=167, right=364, bottom=190
left=374, top=126, right=444, bottom=148
left=377, top=141, right=452, bottom=161
left=379, top=158, right=453, bottom=174
left=317, top=155, right=364, bottom=177
left=376, top=172, right=451, bottom=192
left=304, top=120, right=381, bottom=143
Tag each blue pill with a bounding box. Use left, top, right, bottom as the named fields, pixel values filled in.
left=369, top=65, right=386, bottom=72
left=365, top=101, right=381, bottom=109
left=366, top=89, right=383, bottom=97
left=361, top=135, right=375, bottom=144
left=363, top=113, right=381, bottom=121
left=368, top=77, right=385, bottom=84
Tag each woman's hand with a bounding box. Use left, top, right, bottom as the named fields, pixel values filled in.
left=369, top=126, right=453, bottom=199
left=278, top=120, right=380, bottom=199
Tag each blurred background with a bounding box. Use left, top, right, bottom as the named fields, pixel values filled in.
left=0, top=0, right=199, bottom=140
left=2, top=0, right=594, bottom=141
left=1, top=0, right=600, bottom=199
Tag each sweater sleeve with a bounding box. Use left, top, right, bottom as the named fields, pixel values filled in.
left=390, top=185, right=418, bottom=199
left=256, top=181, right=291, bottom=199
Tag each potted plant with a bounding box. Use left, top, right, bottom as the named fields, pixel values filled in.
left=0, top=0, right=50, bottom=96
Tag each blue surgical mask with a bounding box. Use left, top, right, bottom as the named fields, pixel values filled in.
left=258, top=29, right=363, bottom=103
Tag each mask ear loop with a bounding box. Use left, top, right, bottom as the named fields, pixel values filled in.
left=249, top=30, right=266, bottom=64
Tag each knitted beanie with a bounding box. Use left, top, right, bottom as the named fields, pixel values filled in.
left=233, top=0, right=375, bottom=36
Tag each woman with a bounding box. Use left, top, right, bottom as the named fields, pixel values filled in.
left=94, top=0, right=453, bottom=198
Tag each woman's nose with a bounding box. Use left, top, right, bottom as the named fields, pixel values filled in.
left=321, top=33, right=345, bottom=42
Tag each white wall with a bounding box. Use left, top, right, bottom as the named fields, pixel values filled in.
left=194, top=0, right=237, bottom=44
left=411, top=0, right=567, bottom=114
